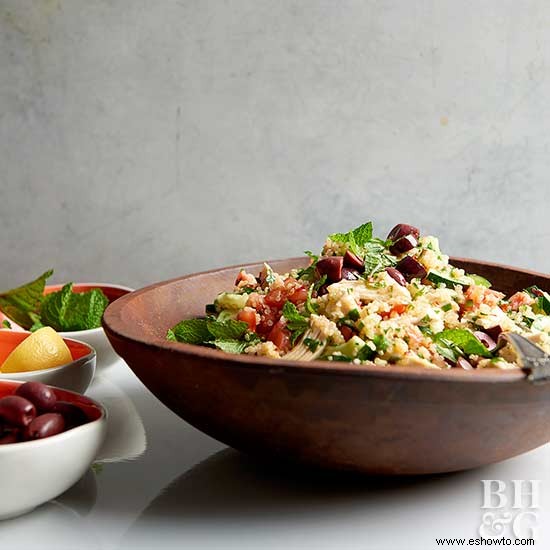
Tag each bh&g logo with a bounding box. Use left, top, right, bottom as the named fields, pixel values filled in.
left=480, top=480, right=540, bottom=540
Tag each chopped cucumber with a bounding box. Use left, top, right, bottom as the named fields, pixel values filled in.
left=468, top=274, right=492, bottom=288
left=427, top=271, right=472, bottom=288
left=323, top=336, right=366, bottom=360
left=214, top=292, right=249, bottom=311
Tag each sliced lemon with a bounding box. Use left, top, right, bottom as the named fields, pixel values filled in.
left=1, top=327, right=72, bottom=373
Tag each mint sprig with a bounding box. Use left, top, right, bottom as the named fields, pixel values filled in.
left=329, top=222, right=373, bottom=253
left=433, top=329, right=492, bottom=359
left=0, top=270, right=53, bottom=329
left=41, top=283, right=109, bottom=331
left=328, top=222, right=396, bottom=276
left=167, top=317, right=260, bottom=354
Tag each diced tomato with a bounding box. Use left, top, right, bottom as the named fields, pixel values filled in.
left=287, top=286, right=308, bottom=305
left=237, top=308, right=257, bottom=332
left=256, top=305, right=280, bottom=336
left=265, top=288, right=287, bottom=308
left=508, top=291, right=535, bottom=311
left=389, top=303, right=408, bottom=317
left=464, top=285, right=504, bottom=310
left=267, top=319, right=291, bottom=352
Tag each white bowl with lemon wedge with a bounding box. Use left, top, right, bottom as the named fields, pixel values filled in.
left=0, top=273, right=133, bottom=370
left=0, top=328, right=95, bottom=394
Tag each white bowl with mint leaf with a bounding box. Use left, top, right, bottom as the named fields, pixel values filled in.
left=0, top=271, right=133, bottom=369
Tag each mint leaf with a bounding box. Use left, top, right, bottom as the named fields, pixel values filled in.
left=0, top=269, right=53, bottom=329
left=206, top=319, right=248, bottom=340
left=40, top=283, right=72, bottom=330
left=1, top=319, right=11, bottom=329
left=167, top=318, right=211, bottom=344
left=297, top=251, right=319, bottom=282
left=40, top=284, right=109, bottom=331
left=282, top=301, right=309, bottom=344
left=433, top=329, right=492, bottom=358
left=168, top=317, right=257, bottom=354
left=282, top=301, right=309, bottom=331
left=362, top=240, right=396, bottom=277
left=435, top=343, right=460, bottom=363
left=212, top=333, right=260, bottom=354
left=329, top=222, right=373, bottom=255
left=351, top=222, right=373, bottom=247
left=212, top=339, right=250, bottom=354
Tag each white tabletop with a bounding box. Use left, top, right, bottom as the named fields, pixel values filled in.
left=1, top=359, right=549, bottom=550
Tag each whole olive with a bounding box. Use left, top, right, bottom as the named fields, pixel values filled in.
left=25, top=413, right=66, bottom=440
left=15, top=382, right=57, bottom=412
left=0, top=395, right=36, bottom=427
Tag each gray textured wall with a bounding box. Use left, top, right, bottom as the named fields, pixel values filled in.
left=1, top=0, right=549, bottom=290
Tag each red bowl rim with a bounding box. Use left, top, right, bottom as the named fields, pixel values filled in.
left=0, top=379, right=106, bottom=451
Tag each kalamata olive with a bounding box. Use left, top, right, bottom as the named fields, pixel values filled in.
left=455, top=357, right=474, bottom=370
left=343, top=251, right=364, bottom=271
left=15, top=382, right=57, bottom=412
left=0, top=431, right=19, bottom=445
left=387, top=223, right=420, bottom=242
left=395, top=256, right=427, bottom=281
left=386, top=267, right=407, bottom=287
left=25, top=413, right=65, bottom=440
left=389, top=234, right=418, bottom=255
left=474, top=331, right=497, bottom=352
left=340, top=325, right=355, bottom=341
left=316, top=283, right=330, bottom=297
left=0, top=396, right=36, bottom=427
left=341, top=267, right=361, bottom=281
left=53, top=401, right=88, bottom=428
left=316, top=256, right=344, bottom=282
left=485, top=325, right=502, bottom=340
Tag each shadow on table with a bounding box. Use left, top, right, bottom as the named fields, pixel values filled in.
left=127, top=447, right=471, bottom=522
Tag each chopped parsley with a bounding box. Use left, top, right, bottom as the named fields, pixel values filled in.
left=303, top=337, right=322, bottom=353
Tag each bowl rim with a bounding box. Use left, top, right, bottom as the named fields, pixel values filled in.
left=0, top=379, right=107, bottom=453
left=103, top=256, right=550, bottom=385
left=0, top=332, right=96, bottom=378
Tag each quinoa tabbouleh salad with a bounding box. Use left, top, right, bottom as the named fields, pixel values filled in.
left=167, top=222, right=550, bottom=370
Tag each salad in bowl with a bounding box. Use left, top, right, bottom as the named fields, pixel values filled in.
left=167, top=222, right=550, bottom=370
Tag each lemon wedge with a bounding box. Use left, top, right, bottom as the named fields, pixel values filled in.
left=1, top=327, right=72, bottom=373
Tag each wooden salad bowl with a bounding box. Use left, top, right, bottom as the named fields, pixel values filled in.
left=103, top=258, right=550, bottom=475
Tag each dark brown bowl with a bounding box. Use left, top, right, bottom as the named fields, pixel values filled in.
left=103, top=257, right=550, bottom=475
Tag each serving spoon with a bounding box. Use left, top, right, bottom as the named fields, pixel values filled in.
left=498, top=332, right=550, bottom=384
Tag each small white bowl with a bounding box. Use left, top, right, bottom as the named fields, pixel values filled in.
left=0, top=283, right=133, bottom=370
left=50, top=283, right=133, bottom=370
left=0, top=331, right=96, bottom=394
left=0, top=379, right=107, bottom=520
